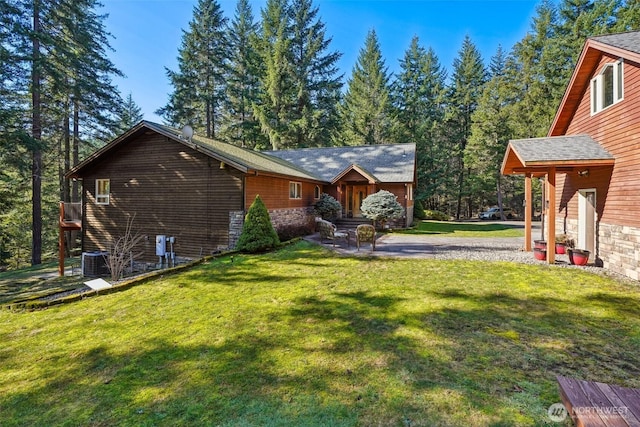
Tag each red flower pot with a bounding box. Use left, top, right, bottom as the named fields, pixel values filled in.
left=534, top=240, right=547, bottom=250
left=555, top=243, right=567, bottom=255
left=533, top=247, right=547, bottom=260
left=568, top=249, right=590, bottom=266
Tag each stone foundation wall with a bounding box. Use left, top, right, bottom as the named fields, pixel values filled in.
left=228, top=207, right=315, bottom=249
left=599, top=223, right=640, bottom=281
left=556, top=217, right=640, bottom=281
left=229, top=211, right=245, bottom=249
left=268, top=207, right=316, bottom=232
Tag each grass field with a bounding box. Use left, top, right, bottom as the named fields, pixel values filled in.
left=0, top=240, right=638, bottom=426
left=401, top=220, right=525, bottom=237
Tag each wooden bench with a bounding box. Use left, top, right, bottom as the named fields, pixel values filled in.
left=316, top=219, right=350, bottom=248
left=557, top=376, right=640, bottom=426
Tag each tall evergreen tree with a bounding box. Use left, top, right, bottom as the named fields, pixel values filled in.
left=465, top=46, right=517, bottom=214
left=113, top=93, right=144, bottom=135
left=445, top=35, right=487, bottom=219
left=287, top=0, right=342, bottom=147
left=339, top=29, right=393, bottom=145
left=221, top=0, right=265, bottom=149
left=158, top=0, right=228, bottom=138
left=253, top=0, right=295, bottom=150
left=390, top=37, right=448, bottom=209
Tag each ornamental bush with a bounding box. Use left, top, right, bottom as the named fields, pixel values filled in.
left=360, top=190, right=404, bottom=228
left=236, top=195, right=280, bottom=253
left=413, top=199, right=426, bottom=220
left=313, top=193, right=342, bottom=219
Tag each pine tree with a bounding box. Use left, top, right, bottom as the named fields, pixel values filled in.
left=253, top=0, right=295, bottom=150
left=339, top=29, right=393, bottom=145
left=446, top=35, right=487, bottom=219
left=221, top=0, right=266, bottom=149
left=465, top=46, right=517, bottom=214
left=390, top=37, right=448, bottom=209
left=114, top=93, right=144, bottom=135
left=288, top=0, right=342, bottom=147
left=158, top=0, right=228, bottom=138
left=236, top=195, right=280, bottom=252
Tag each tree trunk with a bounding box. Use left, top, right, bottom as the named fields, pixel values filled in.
left=31, top=0, right=42, bottom=266
left=72, top=96, right=80, bottom=201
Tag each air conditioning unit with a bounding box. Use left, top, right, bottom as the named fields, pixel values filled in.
left=82, top=251, right=109, bottom=277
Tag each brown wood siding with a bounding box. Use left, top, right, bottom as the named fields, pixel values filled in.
left=342, top=170, right=370, bottom=182
left=82, top=134, right=243, bottom=260
left=559, top=54, right=640, bottom=228
left=245, top=175, right=317, bottom=210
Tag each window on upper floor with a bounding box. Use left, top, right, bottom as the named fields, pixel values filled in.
left=96, top=179, right=110, bottom=205
left=289, top=181, right=302, bottom=199
left=591, top=59, right=623, bottom=115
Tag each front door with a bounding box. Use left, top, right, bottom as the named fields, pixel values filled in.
left=578, top=189, right=596, bottom=253
left=348, top=185, right=368, bottom=217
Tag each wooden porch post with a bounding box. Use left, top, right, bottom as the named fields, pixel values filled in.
left=58, top=202, right=65, bottom=276
left=547, top=168, right=556, bottom=264
left=524, top=174, right=532, bottom=252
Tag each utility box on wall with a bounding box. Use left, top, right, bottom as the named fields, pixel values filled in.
left=155, top=235, right=166, bottom=256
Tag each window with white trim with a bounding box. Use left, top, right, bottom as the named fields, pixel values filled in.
left=407, top=184, right=413, bottom=201
left=591, top=59, right=623, bottom=115
left=289, top=182, right=302, bottom=199
left=96, top=179, right=110, bottom=205
left=314, top=185, right=321, bottom=199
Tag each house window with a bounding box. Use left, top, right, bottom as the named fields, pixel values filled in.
left=289, top=182, right=302, bottom=199
left=591, top=59, right=623, bottom=114
left=314, top=185, right=321, bottom=199
left=407, top=184, right=413, bottom=201
left=96, top=179, right=110, bottom=205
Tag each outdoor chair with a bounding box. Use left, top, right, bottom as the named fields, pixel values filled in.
left=356, top=224, right=376, bottom=251
left=316, top=219, right=350, bottom=247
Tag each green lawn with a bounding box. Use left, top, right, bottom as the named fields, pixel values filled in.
left=402, top=220, right=525, bottom=237
left=1, top=241, right=638, bottom=426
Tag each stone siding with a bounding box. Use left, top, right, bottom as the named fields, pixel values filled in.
left=228, top=207, right=315, bottom=249
left=556, top=217, right=640, bottom=281
left=268, top=207, right=316, bottom=232
left=228, top=211, right=245, bottom=249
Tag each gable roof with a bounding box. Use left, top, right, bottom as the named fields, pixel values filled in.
left=501, top=135, right=615, bottom=175
left=550, top=31, right=640, bottom=136
left=68, top=121, right=322, bottom=182
left=264, top=144, right=416, bottom=183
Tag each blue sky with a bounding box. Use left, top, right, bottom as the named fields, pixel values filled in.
left=102, top=0, right=540, bottom=122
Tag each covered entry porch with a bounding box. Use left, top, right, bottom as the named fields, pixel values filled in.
left=501, top=135, right=614, bottom=263
left=332, top=164, right=379, bottom=219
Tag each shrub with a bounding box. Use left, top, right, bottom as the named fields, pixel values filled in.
left=313, top=193, right=342, bottom=219
left=276, top=222, right=315, bottom=242
left=414, top=200, right=426, bottom=220
left=361, top=190, right=404, bottom=228
left=424, top=210, right=450, bottom=221
left=236, top=195, right=280, bottom=253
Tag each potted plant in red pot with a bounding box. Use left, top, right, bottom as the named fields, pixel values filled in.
left=568, top=248, right=590, bottom=265
left=555, top=234, right=574, bottom=255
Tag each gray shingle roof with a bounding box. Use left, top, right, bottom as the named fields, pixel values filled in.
left=148, top=122, right=320, bottom=181
left=264, top=144, right=416, bottom=183
left=510, top=135, right=614, bottom=163
left=591, top=31, right=640, bottom=55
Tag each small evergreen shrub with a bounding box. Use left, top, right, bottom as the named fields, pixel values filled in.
left=236, top=195, right=280, bottom=253
left=361, top=190, right=404, bottom=228
left=414, top=200, right=426, bottom=220
left=424, top=210, right=450, bottom=221
left=313, top=193, right=342, bottom=219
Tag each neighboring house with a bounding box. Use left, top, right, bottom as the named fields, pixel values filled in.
left=67, top=121, right=415, bottom=262
left=502, top=31, right=640, bottom=280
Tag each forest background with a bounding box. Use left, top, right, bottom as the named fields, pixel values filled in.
left=1, top=0, right=639, bottom=267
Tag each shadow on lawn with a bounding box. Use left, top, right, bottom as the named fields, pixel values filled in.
left=407, top=221, right=523, bottom=235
